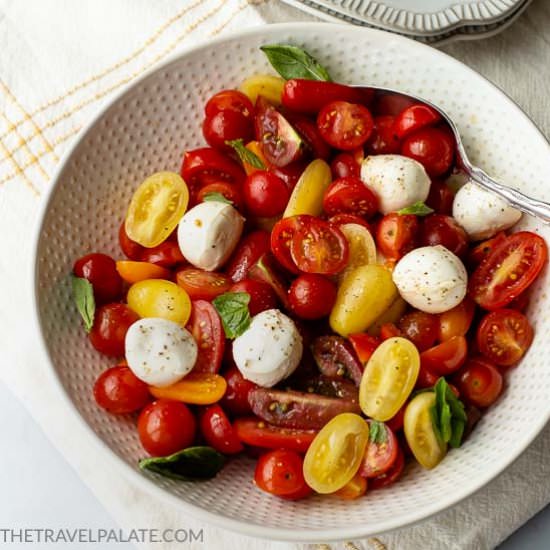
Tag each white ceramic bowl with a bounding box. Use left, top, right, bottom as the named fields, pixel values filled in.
left=33, top=23, right=550, bottom=542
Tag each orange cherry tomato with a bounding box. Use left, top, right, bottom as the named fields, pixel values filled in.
left=148, top=373, right=227, bottom=405
left=334, top=472, right=368, bottom=500
left=115, top=261, right=171, bottom=284
left=438, top=298, right=476, bottom=341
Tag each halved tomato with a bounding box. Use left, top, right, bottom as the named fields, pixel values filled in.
left=115, top=261, right=170, bottom=284
left=376, top=213, right=419, bottom=261
left=322, top=177, right=379, bottom=219
left=225, top=230, right=271, bottom=283
left=369, top=444, right=405, bottom=490
left=420, top=336, right=468, bottom=376
left=196, top=181, right=244, bottom=211
left=360, top=420, right=398, bottom=478
left=176, top=267, right=231, bottom=301
left=149, top=373, right=227, bottom=405
left=467, top=231, right=507, bottom=266
left=270, top=215, right=309, bottom=273
left=348, top=333, right=380, bottom=365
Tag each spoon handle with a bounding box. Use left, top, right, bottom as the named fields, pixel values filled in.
left=466, top=165, right=550, bottom=224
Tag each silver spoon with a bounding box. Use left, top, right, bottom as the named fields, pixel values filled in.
left=361, top=86, right=550, bottom=223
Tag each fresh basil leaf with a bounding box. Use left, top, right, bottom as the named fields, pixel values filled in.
left=449, top=417, right=465, bottom=449
left=139, top=446, right=225, bottom=481
left=397, top=201, right=434, bottom=216
left=260, top=44, right=331, bottom=82
left=369, top=420, right=387, bottom=444
left=71, top=275, right=95, bottom=332
left=212, top=292, right=251, bottom=339
left=431, top=377, right=467, bottom=448
left=226, top=139, right=265, bottom=170
left=203, top=192, right=232, bottom=206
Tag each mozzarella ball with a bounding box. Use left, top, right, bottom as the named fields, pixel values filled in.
left=360, top=154, right=431, bottom=214
left=392, top=245, right=468, bottom=314
left=125, top=318, right=197, bottom=387
left=232, top=309, right=303, bottom=387
left=453, top=181, right=522, bottom=241
left=177, top=201, right=244, bottom=271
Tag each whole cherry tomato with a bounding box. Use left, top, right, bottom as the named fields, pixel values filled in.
left=221, top=365, right=258, bottom=416
left=365, top=115, right=400, bottom=155
left=93, top=366, right=150, bottom=414
left=400, top=127, right=455, bottom=177
left=89, top=303, right=139, bottom=357
left=225, top=230, right=271, bottom=282
left=73, top=253, right=123, bottom=304
left=421, top=336, right=468, bottom=376
left=393, top=104, right=440, bottom=139
left=288, top=273, right=337, bottom=320
left=322, top=177, right=379, bottom=219
left=454, top=358, right=503, bottom=408
left=199, top=404, right=244, bottom=455
left=202, top=110, right=254, bottom=152
left=270, top=160, right=308, bottom=191
left=254, top=449, right=309, bottom=497
left=420, top=214, right=469, bottom=258
left=119, top=222, right=145, bottom=260
left=398, top=311, right=439, bottom=351
left=376, top=213, right=418, bottom=260
left=330, top=152, right=360, bottom=179
left=205, top=89, right=254, bottom=119
left=372, top=93, right=415, bottom=117
left=426, top=180, right=455, bottom=216
left=229, top=279, right=277, bottom=315
left=243, top=170, right=290, bottom=218
left=438, top=298, right=476, bottom=341
left=139, top=240, right=186, bottom=268
left=196, top=181, right=244, bottom=211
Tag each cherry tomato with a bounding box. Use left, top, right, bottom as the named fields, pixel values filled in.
left=288, top=115, right=332, bottom=160
left=335, top=222, right=377, bottom=282
left=93, top=366, right=150, bottom=414
left=288, top=273, right=337, bottom=320
left=205, top=89, right=254, bottom=119
left=139, top=240, right=186, bottom=268
left=468, top=231, right=507, bottom=266
left=89, top=303, right=139, bottom=357
left=116, top=261, right=170, bottom=284
left=186, top=300, right=225, bottom=374
left=322, top=176, right=378, bottom=219
left=365, top=115, right=400, bottom=155
left=176, top=267, right=231, bottom=301
left=393, top=104, right=441, bottom=139
left=270, top=160, right=308, bottom=190
left=317, top=101, right=374, bottom=151
left=376, top=213, right=418, bottom=260
left=280, top=483, right=313, bottom=501
left=73, top=253, right=123, bottom=304
left=386, top=404, right=406, bottom=432
left=233, top=417, right=318, bottom=453
left=149, top=373, right=227, bottom=405
left=415, top=363, right=439, bottom=390
left=380, top=323, right=401, bottom=341
left=398, top=311, right=439, bottom=351
left=370, top=445, right=405, bottom=489
left=311, top=335, right=364, bottom=386
left=270, top=215, right=308, bottom=273
left=426, top=180, right=455, bottom=215
left=328, top=213, right=371, bottom=231
left=202, top=110, right=254, bottom=152
left=400, top=127, right=455, bottom=177
left=373, top=93, right=415, bottom=117
left=334, top=472, right=368, bottom=500
left=476, top=309, right=534, bottom=366
left=199, top=404, right=243, bottom=455
left=240, top=75, right=285, bottom=106
left=229, top=278, right=277, bottom=315
left=119, top=222, right=144, bottom=260
left=255, top=449, right=308, bottom=497
left=508, top=291, right=530, bottom=312
left=348, top=333, right=380, bottom=365
left=137, top=399, right=196, bottom=457
left=196, top=181, right=244, bottom=211
left=248, top=253, right=291, bottom=309
left=225, top=230, right=271, bottom=283
left=421, top=336, right=468, bottom=376
left=438, top=298, right=475, bottom=341
left=221, top=365, right=258, bottom=416
left=290, top=218, right=349, bottom=275
left=455, top=358, right=503, bottom=408
left=243, top=170, right=290, bottom=217
left=470, top=232, right=548, bottom=310
left=420, top=214, right=469, bottom=258
left=359, top=420, right=398, bottom=478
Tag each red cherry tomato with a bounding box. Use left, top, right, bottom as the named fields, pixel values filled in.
left=421, top=336, right=468, bottom=376
left=288, top=273, right=337, bottom=320
left=89, top=303, right=139, bottom=357
left=199, top=404, right=243, bottom=455
left=196, top=181, right=244, bottom=211
left=248, top=253, right=291, bottom=310
left=455, top=358, right=503, bottom=408
left=317, top=101, right=374, bottom=151
left=119, top=222, right=145, bottom=260
left=328, top=213, right=371, bottom=231
left=243, top=170, right=290, bottom=218
left=393, top=104, right=441, bottom=139
left=280, top=482, right=313, bottom=501
left=330, top=152, right=360, bottom=179
left=365, top=115, right=400, bottom=155
left=322, top=176, right=379, bottom=219
left=270, top=160, right=308, bottom=191
left=438, top=297, right=476, bottom=341
left=254, top=449, right=308, bottom=497
left=470, top=232, right=548, bottom=310
left=348, top=333, right=380, bottom=364
left=467, top=231, right=507, bottom=266
left=225, top=230, right=271, bottom=284
left=186, top=300, right=225, bottom=374
left=398, top=311, right=439, bottom=351
left=373, top=93, right=415, bottom=117
left=290, top=217, right=349, bottom=275
left=386, top=404, right=406, bottom=432
left=176, top=267, right=231, bottom=301
left=221, top=365, right=258, bottom=417
left=380, top=323, right=402, bottom=341
left=288, top=115, right=332, bottom=160
left=426, top=180, right=455, bottom=216
left=400, top=127, right=455, bottom=177
left=205, top=89, right=254, bottom=119
left=230, top=278, right=277, bottom=315
left=360, top=420, right=398, bottom=478
left=476, top=309, right=534, bottom=367
left=202, top=110, right=254, bottom=152
left=270, top=215, right=309, bottom=273
left=139, top=240, right=186, bottom=268
left=420, top=214, right=469, bottom=258
left=137, top=399, right=196, bottom=457
left=369, top=445, right=405, bottom=490
left=376, top=213, right=419, bottom=260
left=415, top=362, right=439, bottom=389
left=73, top=253, right=123, bottom=304
left=93, top=366, right=150, bottom=414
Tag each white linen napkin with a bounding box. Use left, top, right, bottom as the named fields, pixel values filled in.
left=1, top=1, right=549, bottom=549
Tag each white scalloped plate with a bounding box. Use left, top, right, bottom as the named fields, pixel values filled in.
left=32, top=23, right=550, bottom=542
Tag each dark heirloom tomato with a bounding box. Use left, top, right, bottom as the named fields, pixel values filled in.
left=322, top=177, right=379, bottom=219
left=93, top=366, right=150, bottom=414
left=270, top=215, right=308, bottom=273
left=312, top=335, right=364, bottom=386
left=247, top=388, right=360, bottom=430
left=348, top=333, right=380, bottom=364
left=73, top=253, right=123, bottom=304
left=229, top=279, right=277, bottom=315
left=470, top=232, right=548, bottom=310
left=199, top=405, right=243, bottom=455
left=401, top=126, right=455, bottom=177
left=204, top=89, right=254, bottom=119
left=317, top=101, right=374, bottom=150
left=455, top=358, right=503, bottom=408
left=398, top=311, right=439, bottom=351
left=140, top=240, right=186, bottom=268
left=291, top=375, right=359, bottom=402
left=196, top=182, right=244, bottom=211
left=254, top=449, right=309, bottom=498
left=186, top=300, right=225, bottom=374
left=467, top=232, right=507, bottom=266
left=330, top=153, right=360, bottom=179
left=202, top=109, right=254, bottom=152
left=176, top=268, right=231, bottom=301
left=221, top=365, right=258, bottom=416
left=89, top=303, right=139, bottom=357
left=360, top=421, right=398, bottom=478
left=288, top=115, right=332, bottom=160
left=119, top=222, right=145, bottom=260
left=421, top=336, right=468, bottom=376
left=328, top=213, right=371, bottom=231
left=476, top=309, right=534, bottom=366
left=420, top=214, right=469, bottom=258
left=243, top=170, right=290, bottom=218
left=288, top=273, right=337, bottom=319
left=393, top=104, right=441, bottom=139
left=225, top=230, right=271, bottom=283
left=369, top=445, right=405, bottom=490
left=426, top=180, right=455, bottom=216
left=376, top=213, right=418, bottom=260
left=438, top=297, right=476, bottom=341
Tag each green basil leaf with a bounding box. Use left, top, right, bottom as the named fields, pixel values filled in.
left=226, top=139, right=265, bottom=170
left=369, top=420, right=388, bottom=444
left=449, top=418, right=465, bottom=449
left=203, top=192, right=232, bottom=206
left=212, top=292, right=251, bottom=339
left=432, top=377, right=467, bottom=448
left=260, top=44, right=331, bottom=82
left=139, top=446, right=225, bottom=481
left=397, top=201, right=434, bottom=216
left=71, top=275, right=95, bottom=332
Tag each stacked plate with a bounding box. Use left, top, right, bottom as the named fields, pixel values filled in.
left=281, top=0, right=532, bottom=45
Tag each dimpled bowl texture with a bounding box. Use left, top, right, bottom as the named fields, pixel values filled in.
left=33, top=23, right=550, bottom=542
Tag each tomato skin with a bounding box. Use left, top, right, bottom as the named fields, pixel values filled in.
left=254, top=449, right=308, bottom=497
left=93, top=366, right=150, bottom=414
left=229, top=279, right=277, bottom=315
left=330, top=153, right=360, bottom=179
left=376, top=213, right=419, bottom=261
left=386, top=404, right=406, bottom=432
left=467, top=232, right=507, bottom=267
left=149, top=373, right=227, bottom=405
left=270, top=160, right=308, bottom=191
left=116, top=261, right=171, bottom=284
left=139, top=241, right=186, bottom=268
left=280, top=483, right=313, bottom=501
left=415, top=363, right=439, bottom=389
left=400, top=127, right=455, bottom=177
left=348, top=333, right=380, bottom=365
left=199, top=404, right=243, bottom=455
left=248, top=253, right=291, bottom=309
left=469, top=232, right=548, bottom=310
left=119, top=222, right=145, bottom=260
left=438, top=298, right=475, bottom=341
left=288, top=273, right=337, bottom=320
left=365, top=115, right=400, bottom=155
left=328, top=213, right=370, bottom=231
left=225, top=230, right=271, bottom=283
left=380, top=323, right=402, bottom=341
left=369, top=444, right=405, bottom=490
left=393, top=104, right=440, bottom=139
left=398, top=311, right=439, bottom=351
left=360, top=421, right=398, bottom=478
left=137, top=399, right=196, bottom=457
left=420, top=214, right=469, bottom=258
left=455, top=358, right=503, bottom=408
left=270, top=216, right=308, bottom=274
left=322, top=177, right=379, bottom=219
left=373, top=93, right=416, bottom=117
left=420, top=336, right=468, bottom=376
left=312, top=335, right=364, bottom=386
left=202, top=110, right=254, bottom=152
left=196, top=181, right=244, bottom=211
left=288, top=115, right=332, bottom=160
left=476, top=309, right=534, bottom=366
left=205, top=89, right=254, bottom=119
left=176, top=268, right=231, bottom=301
left=243, top=171, right=290, bottom=217
left=221, top=365, right=258, bottom=416
left=73, top=253, right=123, bottom=304
left=426, top=180, right=455, bottom=216
left=89, top=303, right=139, bottom=357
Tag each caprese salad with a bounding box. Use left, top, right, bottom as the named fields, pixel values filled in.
left=71, top=44, right=547, bottom=499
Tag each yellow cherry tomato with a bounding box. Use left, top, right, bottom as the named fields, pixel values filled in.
left=330, top=264, right=398, bottom=337
left=367, top=296, right=408, bottom=337
left=303, top=413, right=369, bottom=494
left=359, top=337, right=420, bottom=421
left=149, top=373, right=227, bottom=405
left=334, top=472, right=368, bottom=500
left=239, top=74, right=285, bottom=105
left=283, top=159, right=331, bottom=218
left=127, top=279, right=191, bottom=325
left=404, top=392, right=447, bottom=469
left=116, top=261, right=171, bottom=284
left=125, top=171, right=189, bottom=247
left=337, top=223, right=377, bottom=282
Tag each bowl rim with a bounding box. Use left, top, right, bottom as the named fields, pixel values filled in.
left=30, top=21, right=550, bottom=542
